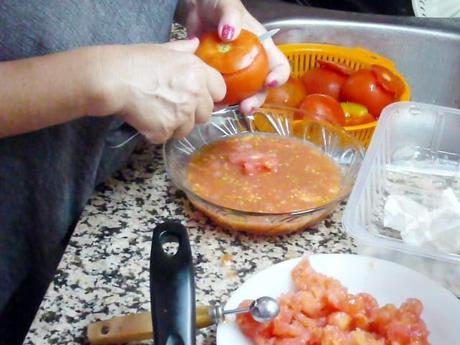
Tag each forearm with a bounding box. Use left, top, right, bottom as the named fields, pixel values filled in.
left=0, top=47, right=102, bottom=138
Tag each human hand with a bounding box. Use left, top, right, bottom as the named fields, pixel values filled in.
left=176, top=0, right=290, bottom=113
left=89, top=39, right=226, bottom=144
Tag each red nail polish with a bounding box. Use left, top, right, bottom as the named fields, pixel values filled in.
left=267, top=80, right=278, bottom=88
left=222, top=24, right=235, bottom=40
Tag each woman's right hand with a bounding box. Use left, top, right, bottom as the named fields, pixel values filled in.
left=89, top=38, right=226, bottom=144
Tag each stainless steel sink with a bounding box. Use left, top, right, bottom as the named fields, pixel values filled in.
left=265, top=17, right=460, bottom=108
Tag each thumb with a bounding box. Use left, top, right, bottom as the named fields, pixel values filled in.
left=217, top=2, right=243, bottom=42
left=162, top=37, right=200, bottom=53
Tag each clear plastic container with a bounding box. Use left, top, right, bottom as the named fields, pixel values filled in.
left=343, top=101, right=460, bottom=296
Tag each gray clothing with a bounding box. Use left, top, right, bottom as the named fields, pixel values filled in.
left=0, top=1, right=178, bottom=342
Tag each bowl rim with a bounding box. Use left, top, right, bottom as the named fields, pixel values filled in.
left=163, top=105, right=365, bottom=217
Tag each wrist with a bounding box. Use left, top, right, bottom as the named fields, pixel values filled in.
left=78, top=45, right=126, bottom=117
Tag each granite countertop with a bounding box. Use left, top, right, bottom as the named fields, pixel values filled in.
left=24, top=140, right=354, bottom=345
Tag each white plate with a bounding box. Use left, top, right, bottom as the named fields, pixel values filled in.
left=217, top=254, right=460, bottom=345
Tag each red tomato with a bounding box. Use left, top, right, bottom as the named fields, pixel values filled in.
left=297, top=94, right=345, bottom=126
left=265, top=77, right=307, bottom=108
left=371, top=65, right=405, bottom=99
left=196, top=29, right=269, bottom=105
left=340, top=65, right=405, bottom=117
left=302, top=60, right=352, bottom=100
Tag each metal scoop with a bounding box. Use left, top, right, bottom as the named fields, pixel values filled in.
left=219, top=296, right=280, bottom=323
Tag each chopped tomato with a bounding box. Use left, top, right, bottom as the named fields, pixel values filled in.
left=227, top=150, right=279, bottom=176
left=237, top=259, right=429, bottom=345
left=400, top=298, right=423, bottom=317
left=327, top=312, right=352, bottom=331
left=237, top=300, right=274, bottom=339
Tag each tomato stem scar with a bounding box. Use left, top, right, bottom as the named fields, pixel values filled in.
left=218, top=43, right=232, bottom=53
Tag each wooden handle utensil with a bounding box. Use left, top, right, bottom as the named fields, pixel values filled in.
left=87, top=305, right=219, bottom=345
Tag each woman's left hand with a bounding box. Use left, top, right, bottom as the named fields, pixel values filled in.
left=176, top=0, right=290, bottom=113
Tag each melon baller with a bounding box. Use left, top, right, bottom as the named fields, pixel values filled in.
left=87, top=221, right=279, bottom=345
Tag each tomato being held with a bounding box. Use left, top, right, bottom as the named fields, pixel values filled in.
left=297, top=94, right=345, bottom=126
left=302, top=61, right=352, bottom=100
left=265, top=77, right=307, bottom=108
left=340, top=65, right=404, bottom=117
left=196, top=29, right=269, bottom=105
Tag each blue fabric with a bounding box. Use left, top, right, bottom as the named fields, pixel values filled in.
left=0, top=0, right=178, bottom=342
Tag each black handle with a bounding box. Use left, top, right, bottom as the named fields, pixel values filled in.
left=150, top=221, right=196, bottom=345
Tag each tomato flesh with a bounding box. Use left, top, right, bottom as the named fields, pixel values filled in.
left=237, top=259, right=430, bottom=345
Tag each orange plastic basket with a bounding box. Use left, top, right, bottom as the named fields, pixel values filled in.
left=277, top=43, right=411, bottom=148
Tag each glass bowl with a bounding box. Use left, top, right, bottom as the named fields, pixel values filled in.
left=163, top=105, right=365, bottom=235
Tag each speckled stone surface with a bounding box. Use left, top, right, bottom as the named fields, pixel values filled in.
left=23, top=142, right=355, bottom=345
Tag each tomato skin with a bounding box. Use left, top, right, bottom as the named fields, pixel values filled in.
left=265, top=77, right=307, bottom=108
left=340, top=68, right=399, bottom=117
left=223, top=50, right=269, bottom=105
left=302, top=61, right=351, bottom=100
left=297, top=94, right=345, bottom=126
left=371, top=65, right=405, bottom=99
left=196, top=29, right=269, bottom=105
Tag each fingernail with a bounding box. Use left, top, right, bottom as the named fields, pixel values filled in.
left=222, top=24, right=235, bottom=40
left=267, top=80, right=278, bottom=88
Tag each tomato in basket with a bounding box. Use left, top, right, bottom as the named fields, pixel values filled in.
left=297, top=94, right=345, bottom=126
left=341, top=65, right=405, bottom=117
left=341, top=102, right=376, bottom=126
left=265, top=77, right=307, bottom=108
left=196, top=29, right=269, bottom=105
left=302, top=61, right=352, bottom=100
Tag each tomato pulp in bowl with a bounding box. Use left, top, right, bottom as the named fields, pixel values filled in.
left=188, top=134, right=342, bottom=213
left=163, top=106, right=365, bottom=235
